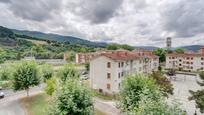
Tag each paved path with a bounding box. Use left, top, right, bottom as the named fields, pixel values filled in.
left=0, top=85, right=44, bottom=115
left=94, top=97, right=121, bottom=115
left=167, top=74, right=202, bottom=115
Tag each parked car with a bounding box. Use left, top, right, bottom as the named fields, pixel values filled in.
left=0, top=92, right=4, bottom=99
left=80, top=71, right=89, bottom=80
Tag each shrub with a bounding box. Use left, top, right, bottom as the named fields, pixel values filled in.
left=119, top=74, right=183, bottom=114
left=58, top=64, right=80, bottom=82
left=40, top=64, right=53, bottom=82
left=44, top=78, right=56, bottom=96
left=149, top=71, right=173, bottom=95
left=48, top=79, right=93, bottom=115
left=0, top=66, right=12, bottom=81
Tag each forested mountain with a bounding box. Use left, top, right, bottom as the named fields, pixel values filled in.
left=177, top=45, right=203, bottom=52
left=12, top=29, right=106, bottom=47
left=0, top=26, right=98, bottom=63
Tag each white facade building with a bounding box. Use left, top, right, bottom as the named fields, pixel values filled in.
left=90, top=50, right=159, bottom=94
left=166, top=47, right=204, bottom=72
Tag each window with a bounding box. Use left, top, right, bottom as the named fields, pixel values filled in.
left=107, top=62, right=111, bottom=68
left=118, top=62, right=120, bottom=68
left=107, top=84, right=111, bottom=90
left=191, top=67, right=193, bottom=69
left=118, top=73, right=120, bottom=78
left=121, top=72, right=124, bottom=77
left=172, top=57, right=175, bottom=59
left=179, top=59, right=182, bottom=62
left=191, top=62, right=193, bottom=64
left=118, top=83, right=120, bottom=89
left=107, top=73, right=111, bottom=79
left=191, top=57, right=193, bottom=60
left=201, top=67, right=204, bottom=70
left=201, top=57, right=204, bottom=60
left=169, top=57, right=171, bottom=59
left=201, top=62, right=204, bottom=65
left=121, top=62, right=124, bottom=67
left=99, top=89, right=103, bottom=93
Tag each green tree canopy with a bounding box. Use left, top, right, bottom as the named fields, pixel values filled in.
left=153, top=48, right=166, bottom=62
left=175, top=48, right=184, bottom=54
left=48, top=79, right=93, bottom=115
left=12, top=61, right=40, bottom=96
left=58, top=64, right=80, bottom=82
left=149, top=71, right=173, bottom=95
left=119, top=74, right=161, bottom=113
left=119, top=74, right=184, bottom=114
left=106, top=43, right=134, bottom=51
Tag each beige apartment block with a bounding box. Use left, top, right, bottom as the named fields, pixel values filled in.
left=90, top=50, right=159, bottom=94
left=166, top=47, right=204, bottom=72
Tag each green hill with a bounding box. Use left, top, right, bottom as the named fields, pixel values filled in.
left=0, top=26, right=98, bottom=63
left=12, top=29, right=106, bottom=48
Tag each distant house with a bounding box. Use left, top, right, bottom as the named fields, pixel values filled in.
left=90, top=49, right=159, bottom=94
left=166, top=47, right=204, bottom=72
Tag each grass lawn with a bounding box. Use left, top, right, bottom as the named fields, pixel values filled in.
left=19, top=93, right=50, bottom=115
left=20, top=93, right=106, bottom=115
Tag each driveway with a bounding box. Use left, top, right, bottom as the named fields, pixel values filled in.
left=0, top=84, right=44, bottom=115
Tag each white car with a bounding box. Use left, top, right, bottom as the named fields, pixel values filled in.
left=0, top=92, right=4, bottom=99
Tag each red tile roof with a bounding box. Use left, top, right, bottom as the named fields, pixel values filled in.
left=92, top=50, right=158, bottom=61
left=166, top=53, right=204, bottom=57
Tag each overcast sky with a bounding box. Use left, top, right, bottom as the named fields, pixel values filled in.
left=0, top=0, right=204, bottom=47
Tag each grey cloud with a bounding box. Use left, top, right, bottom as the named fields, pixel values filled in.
left=66, top=0, right=123, bottom=24
left=162, top=0, right=204, bottom=37
left=6, top=0, right=62, bottom=21
left=0, top=0, right=11, bottom=3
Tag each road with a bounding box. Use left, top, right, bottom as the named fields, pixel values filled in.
left=94, top=97, right=121, bottom=115
left=0, top=85, right=44, bottom=115
left=0, top=84, right=121, bottom=115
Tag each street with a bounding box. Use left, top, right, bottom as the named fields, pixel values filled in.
left=94, top=97, right=121, bottom=115
left=0, top=85, right=44, bottom=115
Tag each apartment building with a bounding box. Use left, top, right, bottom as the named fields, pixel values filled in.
left=75, top=50, right=112, bottom=64
left=166, top=47, right=204, bottom=72
left=90, top=50, right=159, bottom=94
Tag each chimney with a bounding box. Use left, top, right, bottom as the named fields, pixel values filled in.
left=200, top=47, right=204, bottom=54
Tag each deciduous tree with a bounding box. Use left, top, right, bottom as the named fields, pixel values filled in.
left=12, top=61, right=40, bottom=96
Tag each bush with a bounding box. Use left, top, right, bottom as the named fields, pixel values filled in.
left=119, top=74, right=183, bottom=114
left=119, top=74, right=161, bottom=113
left=40, top=64, right=53, bottom=82
left=85, top=63, right=90, bottom=71
left=149, top=71, right=173, bottom=95
left=0, top=66, right=12, bottom=81
left=58, top=64, right=80, bottom=82
left=44, top=78, right=56, bottom=96
left=48, top=79, right=93, bottom=115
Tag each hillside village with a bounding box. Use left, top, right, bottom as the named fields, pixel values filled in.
left=0, top=0, right=204, bottom=115
left=1, top=26, right=204, bottom=115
